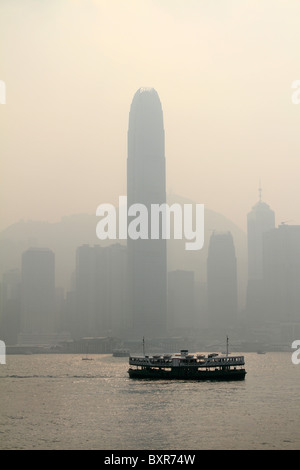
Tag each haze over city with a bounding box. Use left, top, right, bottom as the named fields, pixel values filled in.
left=1, top=0, right=300, bottom=234
left=2, top=1, right=300, bottom=453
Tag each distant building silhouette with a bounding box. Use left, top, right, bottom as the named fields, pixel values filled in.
left=75, top=244, right=102, bottom=337
left=207, top=231, right=238, bottom=329
left=19, top=248, right=55, bottom=344
left=127, top=88, right=167, bottom=338
left=74, top=244, right=128, bottom=338
left=246, top=189, right=275, bottom=324
left=106, top=244, right=129, bottom=336
left=167, top=270, right=195, bottom=333
left=0, top=269, right=21, bottom=344
left=263, top=224, right=300, bottom=324
left=247, top=189, right=275, bottom=281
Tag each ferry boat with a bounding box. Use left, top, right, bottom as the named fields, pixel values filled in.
left=128, top=339, right=246, bottom=381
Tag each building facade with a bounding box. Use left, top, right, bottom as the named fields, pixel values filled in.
left=246, top=192, right=275, bottom=324
left=127, top=88, right=167, bottom=338
left=20, top=247, right=55, bottom=343
left=167, top=270, right=195, bottom=333
left=74, top=243, right=128, bottom=338
left=263, top=224, right=300, bottom=324
left=207, top=231, right=238, bottom=329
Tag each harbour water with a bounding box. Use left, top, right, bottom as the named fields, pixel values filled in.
left=0, top=352, right=299, bottom=450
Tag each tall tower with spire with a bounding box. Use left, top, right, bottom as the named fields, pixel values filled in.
left=246, top=185, right=275, bottom=323
left=127, top=88, right=167, bottom=338
left=247, top=184, right=275, bottom=281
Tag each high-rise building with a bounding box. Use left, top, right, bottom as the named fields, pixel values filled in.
left=207, top=231, right=238, bottom=329
left=127, top=88, right=167, bottom=338
left=74, top=244, right=128, bottom=338
left=247, top=187, right=275, bottom=281
left=75, top=244, right=102, bottom=338
left=105, top=243, right=129, bottom=336
left=20, top=248, right=55, bottom=342
left=246, top=188, right=275, bottom=324
left=263, top=224, right=300, bottom=323
left=167, top=270, right=195, bottom=333
left=0, top=269, right=21, bottom=344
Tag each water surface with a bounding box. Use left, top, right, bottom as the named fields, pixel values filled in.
left=0, top=352, right=299, bottom=450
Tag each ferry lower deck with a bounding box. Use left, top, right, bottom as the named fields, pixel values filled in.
left=128, top=366, right=246, bottom=381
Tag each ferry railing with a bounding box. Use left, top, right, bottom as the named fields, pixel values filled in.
left=129, top=355, right=245, bottom=367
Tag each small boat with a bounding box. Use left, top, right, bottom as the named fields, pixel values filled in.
left=112, top=349, right=130, bottom=357
left=82, top=342, right=93, bottom=360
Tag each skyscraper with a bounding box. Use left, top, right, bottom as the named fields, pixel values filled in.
left=74, top=243, right=128, bottom=338
left=263, top=224, right=300, bottom=323
left=0, top=269, right=21, bottom=344
left=168, top=270, right=195, bottom=333
left=127, top=88, right=167, bottom=338
left=75, top=244, right=103, bottom=338
left=247, top=187, right=275, bottom=281
left=207, top=231, right=238, bottom=329
left=20, top=247, right=55, bottom=343
left=246, top=188, right=275, bottom=324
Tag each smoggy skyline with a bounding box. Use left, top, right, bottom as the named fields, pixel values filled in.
left=1, top=0, right=300, bottom=234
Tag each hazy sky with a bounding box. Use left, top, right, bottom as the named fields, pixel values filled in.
left=1, top=0, right=300, bottom=233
